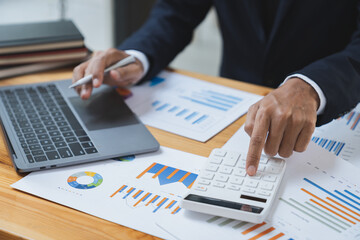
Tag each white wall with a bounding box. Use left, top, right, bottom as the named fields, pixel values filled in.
left=0, top=0, right=114, bottom=50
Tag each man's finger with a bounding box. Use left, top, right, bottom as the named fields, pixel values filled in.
left=264, top=117, right=286, bottom=156
left=246, top=110, right=270, bottom=176
left=294, top=119, right=315, bottom=152
left=244, top=103, right=259, bottom=136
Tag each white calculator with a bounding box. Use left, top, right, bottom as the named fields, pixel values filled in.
left=181, top=148, right=286, bottom=223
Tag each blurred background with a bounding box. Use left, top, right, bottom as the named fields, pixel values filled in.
left=0, top=0, right=221, bottom=76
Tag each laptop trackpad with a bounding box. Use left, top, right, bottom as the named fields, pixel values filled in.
left=69, top=88, right=139, bottom=131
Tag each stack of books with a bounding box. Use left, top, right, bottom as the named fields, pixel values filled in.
left=0, top=20, right=90, bottom=79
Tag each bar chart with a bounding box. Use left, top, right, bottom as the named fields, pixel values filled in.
left=337, top=110, right=360, bottom=131
left=125, top=70, right=261, bottom=141
left=110, top=184, right=182, bottom=214
left=311, top=136, right=346, bottom=156
left=311, top=103, right=360, bottom=166
left=205, top=217, right=287, bottom=240
left=279, top=177, right=360, bottom=234
left=136, top=162, right=198, bottom=188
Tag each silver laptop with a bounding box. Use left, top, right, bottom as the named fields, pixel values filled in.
left=0, top=79, right=159, bottom=172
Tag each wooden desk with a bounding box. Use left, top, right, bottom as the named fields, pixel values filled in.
left=0, top=68, right=272, bottom=240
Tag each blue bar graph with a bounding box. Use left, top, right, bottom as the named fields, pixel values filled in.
left=151, top=196, right=160, bottom=204
left=185, top=112, right=198, bottom=120
left=193, top=115, right=208, bottom=124
left=345, top=190, right=360, bottom=200
left=119, top=185, right=127, bottom=193
left=334, top=190, right=360, bottom=206
left=156, top=103, right=170, bottom=111
left=168, top=106, right=179, bottom=112
left=152, top=101, right=160, bottom=106
left=176, top=109, right=188, bottom=116
left=134, top=190, right=144, bottom=199
left=142, top=193, right=152, bottom=202
left=153, top=198, right=168, bottom=213
left=311, top=137, right=345, bottom=156
left=168, top=201, right=177, bottom=209
left=180, top=96, right=228, bottom=111
left=304, top=178, right=360, bottom=211
left=123, top=188, right=136, bottom=199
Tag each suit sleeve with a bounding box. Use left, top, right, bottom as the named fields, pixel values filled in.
left=118, top=0, right=212, bottom=81
left=295, top=4, right=360, bottom=126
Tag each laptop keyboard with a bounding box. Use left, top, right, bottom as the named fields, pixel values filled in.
left=0, top=84, right=98, bottom=163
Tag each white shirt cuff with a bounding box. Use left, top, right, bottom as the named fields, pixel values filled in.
left=124, top=50, right=150, bottom=77
left=283, top=74, right=326, bottom=115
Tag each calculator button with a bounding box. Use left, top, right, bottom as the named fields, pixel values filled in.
left=206, top=164, right=219, bottom=172
left=263, top=175, right=277, bottom=182
left=215, top=174, right=229, bottom=182
left=219, top=166, right=233, bottom=175
left=257, top=190, right=271, bottom=196
left=213, top=182, right=225, bottom=188
left=247, top=173, right=261, bottom=180
left=234, top=169, right=246, bottom=177
left=198, top=179, right=211, bottom=185
left=230, top=177, right=244, bottom=185
left=227, top=185, right=240, bottom=191
left=266, top=166, right=281, bottom=174
left=260, top=182, right=274, bottom=190
left=259, top=156, right=268, bottom=164
left=257, top=164, right=266, bottom=172
left=195, top=186, right=207, bottom=192
left=244, top=180, right=259, bottom=188
left=202, top=172, right=215, bottom=180
left=242, top=187, right=256, bottom=194
left=269, top=158, right=283, bottom=167
left=209, top=156, right=223, bottom=164
left=213, top=149, right=227, bottom=157
left=224, top=152, right=240, bottom=167
left=238, top=161, right=246, bottom=169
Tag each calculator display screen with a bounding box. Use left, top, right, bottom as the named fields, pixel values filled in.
left=184, top=194, right=264, bottom=214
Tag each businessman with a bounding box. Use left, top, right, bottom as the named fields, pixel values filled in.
left=72, top=0, right=360, bottom=175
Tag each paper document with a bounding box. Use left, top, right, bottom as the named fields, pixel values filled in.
left=124, top=70, right=262, bottom=142
left=311, top=103, right=360, bottom=166
left=157, top=142, right=360, bottom=240
left=12, top=147, right=206, bottom=239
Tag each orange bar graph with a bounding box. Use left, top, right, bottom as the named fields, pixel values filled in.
left=248, top=227, right=275, bottom=240
left=241, top=222, right=266, bottom=235
left=310, top=199, right=356, bottom=224
left=136, top=162, right=156, bottom=179
left=133, top=190, right=142, bottom=198
left=134, top=192, right=150, bottom=207
left=326, top=197, right=360, bottom=218
left=152, top=166, right=168, bottom=179
left=166, top=200, right=175, bottom=209
left=167, top=169, right=179, bottom=179
left=179, top=172, right=191, bottom=182
left=351, top=114, right=360, bottom=129
left=188, top=180, right=196, bottom=189
left=268, top=233, right=285, bottom=240
left=301, top=188, right=360, bottom=222
left=171, top=206, right=180, bottom=214
left=110, top=185, right=126, bottom=198
left=146, top=195, right=159, bottom=206
left=157, top=197, right=167, bottom=206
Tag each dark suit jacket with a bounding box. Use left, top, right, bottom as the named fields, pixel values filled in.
left=120, top=0, right=360, bottom=126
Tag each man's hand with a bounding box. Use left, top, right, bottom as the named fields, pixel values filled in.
left=72, top=48, right=144, bottom=100
left=244, top=78, right=319, bottom=176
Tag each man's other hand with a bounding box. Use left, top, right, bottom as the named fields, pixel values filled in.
left=244, top=78, right=319, bottom=176
left=72, top=48, right=144, bottom=100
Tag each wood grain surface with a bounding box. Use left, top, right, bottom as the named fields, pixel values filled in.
left=0, top=67, right=272, bottom=240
